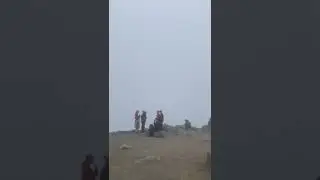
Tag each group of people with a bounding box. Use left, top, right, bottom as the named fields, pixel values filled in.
left=82, top=115, right=211, bottom=180
left=134, top=110, right=211, bottom=137
left=134, top=110, right=147, bottom=132
left=134, top=110, right=164, bottom=134
left=81, top=154, right=108, bottom=180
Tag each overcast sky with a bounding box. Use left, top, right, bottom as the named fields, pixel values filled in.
left=109, top=0, right=211, bottom=131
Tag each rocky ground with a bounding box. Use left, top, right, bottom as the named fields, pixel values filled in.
left=109, top=127, right=211, bottom=180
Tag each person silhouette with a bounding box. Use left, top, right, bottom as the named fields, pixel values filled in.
left=134, top=110, right=141, bottom=132
left=140, top=111, right=147, bottom=133
left=81, top=154, right=98, bottom=180
left=99, top=156, right=108, bottom=180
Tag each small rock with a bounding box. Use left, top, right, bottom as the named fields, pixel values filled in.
left=120, top=144, right=132, bottom=150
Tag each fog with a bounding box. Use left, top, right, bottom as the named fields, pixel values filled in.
left=109, top=0, right=211, bottom=131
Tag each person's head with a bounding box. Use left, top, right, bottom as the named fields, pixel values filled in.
left=135, top=110, right=139, bottom=114
left=85, top=154, right=94, bottom=163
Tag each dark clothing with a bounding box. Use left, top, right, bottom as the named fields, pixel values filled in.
left=149, top=121, right=163, bottom=137
left=141, top=120, right=146, bottom=132
left=81, top=161, right=98, bottom=180
left=156, top=112, right=164, bottom=131
left=155, top=114, right=160, bottom=122
left=153, top=112, right=163, bottom=132
left=141, top=113, right=147, bottom=122
left=154, top=120, right=163, bottom=131
left=100, top=157, right=109, bottom=180
left=185, top=121, right=191, bottom=130
left=148, top=124, right=155, bottom=137
left=159, top=112, right=164, bottom=123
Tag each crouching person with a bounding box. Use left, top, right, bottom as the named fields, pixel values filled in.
left=148, top=124, right=155, bottom=137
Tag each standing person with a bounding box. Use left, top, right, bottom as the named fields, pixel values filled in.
left=81, top=154, right=98, bottom=180
left=159, top=110, right=164, bottom=130
left=154, top=110, right=161, bottom=131
left=184, top=119, right=191, bottom=131
left=134, top=110, right=140, bottom=132
left=140, top=111, right=147, bottom=133
left=99, top=156, right=108, bottom=180
left=159, top=110, right=164, bottom=123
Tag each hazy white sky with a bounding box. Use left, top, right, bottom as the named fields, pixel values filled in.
left=109, top=0, right=211, bottom=131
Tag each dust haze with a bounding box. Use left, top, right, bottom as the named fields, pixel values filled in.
left=109, top=0, right=211, bottom=131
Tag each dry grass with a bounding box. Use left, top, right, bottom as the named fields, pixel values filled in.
left=109, top=132, right=211, bottom=180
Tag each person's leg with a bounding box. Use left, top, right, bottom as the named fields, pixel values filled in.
left=135, top=120, right=139, bottom=132
left=140, top=121, right=143, bottom=132
left=142, top=121, right=145, bottom=132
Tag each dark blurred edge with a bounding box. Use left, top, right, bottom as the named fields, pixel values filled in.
left=212, top=0, right=320, bottom=180
left=0, top=0, right=109, bottom=179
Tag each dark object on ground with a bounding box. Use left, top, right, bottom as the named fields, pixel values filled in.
left=316, top=176, right=320, bottom=180
left=148, top=124, right=155, bottom=137
left=148, top=121, right=165, bottom=138
left=81, top=154, right=98, bottom=180
left=154, top=120, right=163, bottom=131
left=100, top=156, right=109, bottom=180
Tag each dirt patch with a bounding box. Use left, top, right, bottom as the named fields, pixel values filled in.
left=109, top=132, right=211, bottom=180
